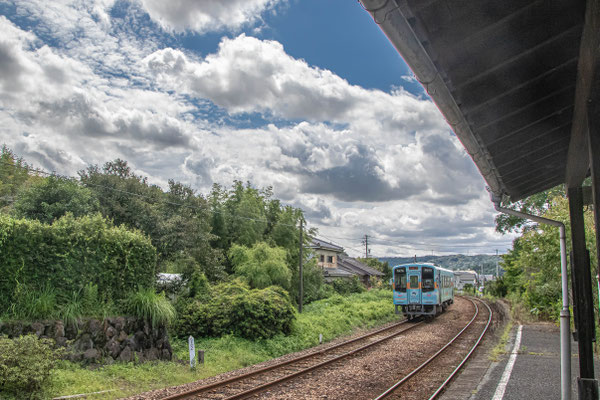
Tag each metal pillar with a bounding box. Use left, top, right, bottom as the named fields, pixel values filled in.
left=492, top=197, right=571, bottom=400
left=567, top=187, right=598, bottom=399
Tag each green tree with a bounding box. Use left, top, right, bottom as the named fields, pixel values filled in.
left=494, top=185, right=564, bottom=234
left=224, top=181, right=267, bottom=247
left=229, top=242, right=292, bottom=290
left=80, top=159, right=222, bottom=280
left=158, top=180, right=224, bottom=280
left=0, top=145, right=36, bottom=210
left=358, top=257, right=392, bottom=282
left=12, top=175, right=99, bottom=224
left=499, top=195, right=598, bottom=321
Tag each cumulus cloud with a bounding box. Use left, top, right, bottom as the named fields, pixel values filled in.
left=143, top=35, right=446, bottom=134
left=0, top=2, right=512, bottom=257
left=138, top=0, right=283, bottom=33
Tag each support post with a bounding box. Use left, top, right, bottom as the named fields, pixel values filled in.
left=298, top=218, right=303, bottom=313
left=492, top=195, right=571, bottom=400
left=567, top=186, right=598, bottom=399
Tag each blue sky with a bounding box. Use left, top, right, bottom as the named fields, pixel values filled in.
left=0, top=0, right=514, bottom=256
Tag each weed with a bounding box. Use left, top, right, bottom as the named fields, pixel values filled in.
left=489, top=321, right=513, bottom=362
left=126, top=288, right=175, bottom=328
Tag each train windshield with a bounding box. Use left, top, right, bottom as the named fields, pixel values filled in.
left=422, top=267, right=434, bottom=292
left=394, top=267, right=406, bottom=292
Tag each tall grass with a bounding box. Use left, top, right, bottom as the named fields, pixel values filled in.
left=8, top=285, right=58, bottom=320
left=59, top=291, right=83, bottom=330
left=126, top=288, right=176, bottom=328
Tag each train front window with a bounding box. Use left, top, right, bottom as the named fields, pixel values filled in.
left=394, top=268, right=406, bottom=292
left=422, top=267, right=434, bottom=292
left=409, top=275, right=419, bottom=289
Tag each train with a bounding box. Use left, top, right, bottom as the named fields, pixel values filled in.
left=392, top=263, right=454, bottom=319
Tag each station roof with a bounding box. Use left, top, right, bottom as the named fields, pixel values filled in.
left=360, top=0, right=598, bottom=201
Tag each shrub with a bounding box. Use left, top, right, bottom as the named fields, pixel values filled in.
left=175, top=280, right=296, bottom=340
left=0, top=213, right=156, bottom=313
left=0, top=335, right=63, bottom=399
left=331, top=276, right=366, bottom=295
left=126, top=288, right=176, bottom=328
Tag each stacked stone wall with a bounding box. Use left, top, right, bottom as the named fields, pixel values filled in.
left=0, top=317, right=172, bottom=364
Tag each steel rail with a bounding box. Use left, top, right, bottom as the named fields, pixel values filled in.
left=428, top=298, right=493, bottom=399
left=373, top=297, right=489, bottom=400
left=221, top=321, right=423, bottom=400
left=160, top=318, right=417, bottom=400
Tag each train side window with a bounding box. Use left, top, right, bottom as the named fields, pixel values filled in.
left=422, top=267, right=434, bottom=292
left=394, top=268, right=406, bottom=292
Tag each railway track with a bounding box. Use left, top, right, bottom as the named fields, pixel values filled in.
left=373, top=296, right=493, bottom=400
left=158, top=318, right=422, bottom=400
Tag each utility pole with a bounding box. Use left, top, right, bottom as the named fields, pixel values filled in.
left=363, top=234, right=369, bottom=258
left=298, top=219, right=303, bottom=313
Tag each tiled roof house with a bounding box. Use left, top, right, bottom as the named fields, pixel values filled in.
left=308, top=238, right=384, bottom=286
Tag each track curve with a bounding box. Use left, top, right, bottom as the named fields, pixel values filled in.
left=373, top=297, right=493, bottom=400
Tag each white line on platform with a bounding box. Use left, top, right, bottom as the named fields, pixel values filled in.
left=492, top=324, right=523, bottom=400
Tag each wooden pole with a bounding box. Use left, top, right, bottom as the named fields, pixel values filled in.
left=567, top=187, right=596, bottom=389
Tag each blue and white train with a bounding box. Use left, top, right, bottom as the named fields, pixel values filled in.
left=392, top=263, right=454, bottom=319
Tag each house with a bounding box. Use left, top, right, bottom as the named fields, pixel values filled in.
left=308, top=238, right=384, bottom=286
left=453, top=270, right=478, bottom=290
left=337, top=255, right=384, bottom=287
left=308, top=238, right=344, bottom=269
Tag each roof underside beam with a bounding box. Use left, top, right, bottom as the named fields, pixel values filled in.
left=565, top=0, right=600, bottom=188
left=359, top=0, right=506, bottom=198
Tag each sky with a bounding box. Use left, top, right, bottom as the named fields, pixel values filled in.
left=0, top=0, right=516, bottom=257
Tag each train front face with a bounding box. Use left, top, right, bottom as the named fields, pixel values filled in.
left=393, top=264, right=438, bottom=317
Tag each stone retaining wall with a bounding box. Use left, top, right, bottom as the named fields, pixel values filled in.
left=0, top=317, right=172, bottom=364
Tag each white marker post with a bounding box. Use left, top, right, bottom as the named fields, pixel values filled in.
left=188, top=335, right=196, bottom=369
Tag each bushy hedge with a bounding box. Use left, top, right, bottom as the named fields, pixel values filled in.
left=0, top=335, right=63, bottom=399
left=0, top=213, right=156, bottom=313
left=175, top=280, right=296, bottom=339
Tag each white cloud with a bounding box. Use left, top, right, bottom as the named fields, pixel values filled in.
left=138, top=0, right=283, bottom=33
left=144, top=34, right=446, bottom=138
left=0, top=3, right=512, bottom=257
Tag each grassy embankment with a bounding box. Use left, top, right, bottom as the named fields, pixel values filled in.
left=51, top=289, right=395, bottom=399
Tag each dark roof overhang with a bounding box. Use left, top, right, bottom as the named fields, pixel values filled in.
left=360, top=0, right=598, bottom=202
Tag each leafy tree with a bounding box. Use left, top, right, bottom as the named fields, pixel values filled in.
left=229, top=242, right=292, bottom=290
left=158, top=180, right=223, bottom=280
left=494, top=185, right=564, bottom=234
left=224, top=181, right=268, bottom=247
left=12, top=175, right=99, bottom=224
left=358, top=257, right=392, bottom=282
left=79, top=159, right=162, bottom=238
left=499, top=195, right=598, bottom=321
left=80, top=159, right=223, bottom=280
left=0, top=145, right=36, bottom=210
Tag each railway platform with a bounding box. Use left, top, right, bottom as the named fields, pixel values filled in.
left=440, top=323, right=600, bottom=400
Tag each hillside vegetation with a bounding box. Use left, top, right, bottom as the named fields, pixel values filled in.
left=379, top=254, right=500, bottom=274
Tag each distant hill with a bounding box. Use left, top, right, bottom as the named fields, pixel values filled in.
left=378, top=254, right=501, bottom=275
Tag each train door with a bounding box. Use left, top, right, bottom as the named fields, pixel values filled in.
left=407, top=266, right=421, bottom=304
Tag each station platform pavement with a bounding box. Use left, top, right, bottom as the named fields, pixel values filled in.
left=439, top=322, right=600, bottom=400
